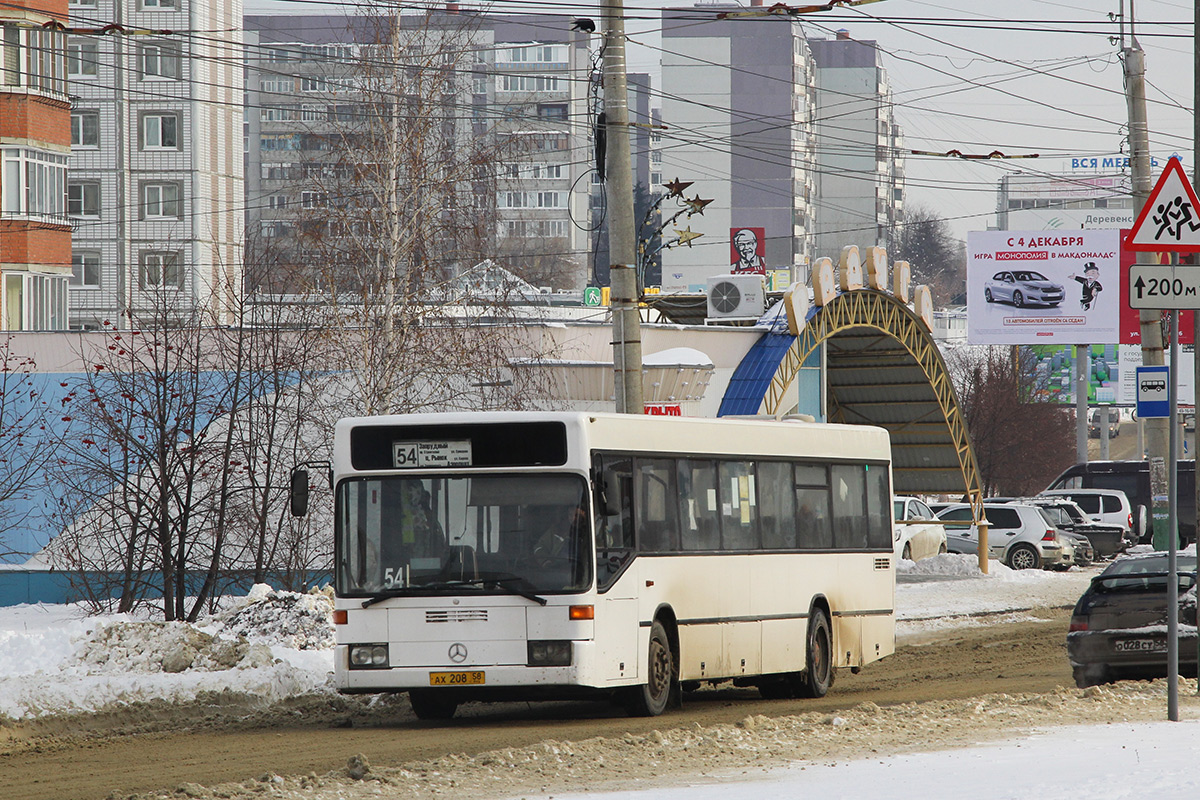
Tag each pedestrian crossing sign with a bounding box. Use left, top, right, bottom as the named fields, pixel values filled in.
left=1126, top=157, right=1200, bottom=252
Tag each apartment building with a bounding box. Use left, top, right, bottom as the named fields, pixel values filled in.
left=67, top=0, right=243, bottom=328
left=659, top=4, right=818, bottom=294
left=808, top=30, right=905, bottom=258
left=0, top=0, right=71, bottom=330
left=243, top=12, right=592, bottom=292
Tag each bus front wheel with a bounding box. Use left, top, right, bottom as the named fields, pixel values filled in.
left=626, top=620, right=676, bottom=717
left=798, top=609, right=833, bottom=698
left=409, top=689, right=459, bottom=721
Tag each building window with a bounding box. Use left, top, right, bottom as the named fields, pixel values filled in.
left=71, top=251, right=101, bottom=287
left=141, top=181, right=182, bottom=218
left=67, top=39, right=98, bottom=78
left=140, top=0, right=177, bottom=9
left=301, top=76, right=325, bottom=92
left=139, top=42, right=181, bottom=80
left=2, top=25, right=19, bottom=86
left=71, top=111, right=100, bottom=147
left=2, top=148, right=67, bottom=220
left=498, top=44, right=566, bottom=66
left=141, top=113, right=180, bottom=149
left=260, top=77, right=294, bottom=94
left=68, top=182, right=100, bottom=217
left=139, top=251, right=183, bottom=288
left=261, top=134, right=302, bottom=151
left=497, top=74, right=561, bottom=93
left=300, top=191, right=327, bottom=209
left=538, top=104, right=567, bottom=121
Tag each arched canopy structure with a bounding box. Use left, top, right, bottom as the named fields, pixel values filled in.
left=762, top=290, right=983, bottom=506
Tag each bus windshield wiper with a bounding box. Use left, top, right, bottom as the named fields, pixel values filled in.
left=419, top=576, right=548, bottom=605
left=361, top=591, right=403, bottom=608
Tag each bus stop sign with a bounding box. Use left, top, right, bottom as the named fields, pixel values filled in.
left=1136, top=365, right=1170, bottom=418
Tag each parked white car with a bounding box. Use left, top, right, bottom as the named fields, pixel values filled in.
left=893, top=496, right=948, bottom=561
left=935, top=502, right=1072, bottom=570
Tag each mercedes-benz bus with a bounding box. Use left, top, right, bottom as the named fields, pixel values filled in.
left=299, top=412, right=895, bottom=719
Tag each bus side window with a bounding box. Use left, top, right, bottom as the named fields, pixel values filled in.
left=719, top=460, right=759, bottom=550
left=795, top=464, right=832, bottom=549
left=678, top=459, right=720, bottom=550
left=636, top=458, right=678, bottom=552
left=831, top=464, right=869, bottom=550
left=757, top=460, right=795, bottom=549
left=595, top=456, right=634, bottom=590
left=864, top=463, right=891, bottom=549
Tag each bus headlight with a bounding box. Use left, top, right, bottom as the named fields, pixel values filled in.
left=349, top=644, right=389, bottom=669
left=527, top=640, right=572, bottom=667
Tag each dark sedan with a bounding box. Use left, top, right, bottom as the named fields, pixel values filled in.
left=1067, top=553, right=1198, bottom=688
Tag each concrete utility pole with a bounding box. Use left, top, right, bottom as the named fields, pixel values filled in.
left=1076, top=350, right=1088, bottom=463
left=602, top=0, right=643, bottom=414
left=1192, top=0, right=1199, bottom=695
left=1125, top=24, right=1170, bottom=545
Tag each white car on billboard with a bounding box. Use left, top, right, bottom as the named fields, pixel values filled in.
left=983, top=270, right=1065, bottom=308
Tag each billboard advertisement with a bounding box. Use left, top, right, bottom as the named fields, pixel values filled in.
left=967, top=230, right=1121, bottom=345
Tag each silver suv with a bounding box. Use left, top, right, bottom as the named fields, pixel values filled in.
left=1039, top=489, right=1136, bottom=542
left=936, top=502, right=1071, bottom=570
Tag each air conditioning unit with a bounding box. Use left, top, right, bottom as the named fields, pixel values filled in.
left=706, top=274, right=766, bottom=321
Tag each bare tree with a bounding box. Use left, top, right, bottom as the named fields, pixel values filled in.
left=46, top=292, right=246, bottom=619
left=0, top=336, right=51, bottom=559
left=945, top=345, right=1074, bottom=497
left=893, top=204, right=966, bottom=304
left=255, top=10, right=566, bottom=417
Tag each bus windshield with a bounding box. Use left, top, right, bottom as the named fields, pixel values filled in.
left=336, top=473, right=592, bottom=596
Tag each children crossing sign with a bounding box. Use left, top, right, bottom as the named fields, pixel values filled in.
left=1125, top=158, right=1200, bottom=253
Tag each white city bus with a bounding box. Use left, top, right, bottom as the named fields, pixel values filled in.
left=309, top=411, right=895, bottom=719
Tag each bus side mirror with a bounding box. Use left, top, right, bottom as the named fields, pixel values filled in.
left=290, top=468, right=310, bottom=517
left=600, top=469, right=621, bottom=516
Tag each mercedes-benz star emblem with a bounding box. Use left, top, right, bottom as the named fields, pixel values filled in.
left=448, top=643, right=468, bottom=663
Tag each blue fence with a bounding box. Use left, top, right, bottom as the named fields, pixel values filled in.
left=0, top=569, right=332, bottom=607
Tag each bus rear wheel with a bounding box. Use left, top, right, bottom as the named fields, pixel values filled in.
left=625, top=620, right=676, bottom=717
left=409, top=689, right=459, bottom=721
left=797, top=609, right=833, bottom=698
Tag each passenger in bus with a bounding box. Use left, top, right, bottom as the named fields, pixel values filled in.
left=533, top=504, right=586, bottom=561
left=400, top=482, right=445, bottom=554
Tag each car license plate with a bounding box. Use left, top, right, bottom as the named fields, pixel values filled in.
left=429, top=670, right=485, bottom=686
left=1114, top=639, right=1166, bottom=653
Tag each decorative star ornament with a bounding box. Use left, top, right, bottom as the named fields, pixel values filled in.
left=675, top=227, right=703, bottom=247
left=663, top=178, right=694, bottom=198
left=685, top=194, right=714, bottom=215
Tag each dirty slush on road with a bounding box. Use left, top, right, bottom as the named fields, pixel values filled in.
left=1, top=590, right=1196, bottom=800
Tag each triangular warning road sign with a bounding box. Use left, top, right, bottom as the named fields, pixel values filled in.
left=1126, top=158, right=1200, bottom=252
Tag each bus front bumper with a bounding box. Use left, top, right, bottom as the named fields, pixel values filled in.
left=333, top=641, right=628, bottom=693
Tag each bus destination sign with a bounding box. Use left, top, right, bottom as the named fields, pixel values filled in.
left=393, top=440, right=473, bottom=469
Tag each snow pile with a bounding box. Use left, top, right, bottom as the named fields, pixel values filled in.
left=214, top=584, right=335, bottom=651
left=897, top=552, right=989, bottom=577
left=0, top=585, right=337, bottom=722
left=75, top=621, right=275, bottom=674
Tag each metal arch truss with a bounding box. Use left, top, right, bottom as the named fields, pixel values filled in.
left=764, top=290, right=985, bottom=519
